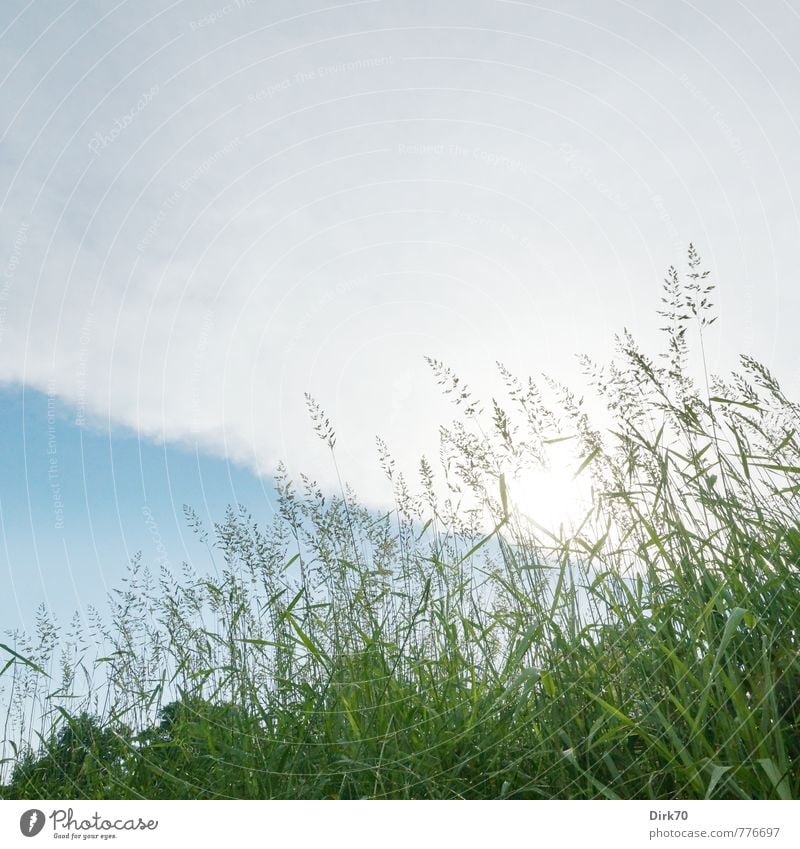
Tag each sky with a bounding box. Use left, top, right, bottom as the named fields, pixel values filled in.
left=1, top=0, right=799, bottom=633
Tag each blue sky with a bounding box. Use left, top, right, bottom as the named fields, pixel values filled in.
left=1, top=0, right=799, bottom=633
left=0, top=383, right=274, bottom=633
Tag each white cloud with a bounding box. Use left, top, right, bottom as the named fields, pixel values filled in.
left=1, top=0, right=798, bottom=505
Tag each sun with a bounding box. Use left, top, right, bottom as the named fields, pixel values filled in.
left=508, top=465, right=593, bottom=531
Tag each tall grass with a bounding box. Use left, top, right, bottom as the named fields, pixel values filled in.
left=2, top=247, right=798, bottom=799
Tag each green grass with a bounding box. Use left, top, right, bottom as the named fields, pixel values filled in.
left=2, top=246, right=798, bottom=799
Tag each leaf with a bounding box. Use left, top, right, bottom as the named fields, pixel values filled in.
left=0, top=643, right=49, bottom=677
left=772, top=429, right=796, bottom=455
left=284, top=588, right=305, bottom=614
left=540, top=669, right=557, bottom=697
left=757, top=758, right=791, bottom=800
left=693, top=607, right=753, bottom=731
left=704, top=762, right=732, bottom=799
left=416, top=518, right=433, bottom=541
left=284, top=612, right=330, bottom=671
left=455, top=525, right=503, bottom=566
left=716, top=608, right=753, bottom=661
left=573, top=447, right=600, bottom=479
left=339, top=695, right=361, bottom=738
left=753, top=463, right=800, bottom=475
left=709, top=396, right=761, bottom=411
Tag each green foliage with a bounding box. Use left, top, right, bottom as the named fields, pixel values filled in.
left=4, top=713, right=132, bottom=799
left=2, top=247, right=798, bottom=799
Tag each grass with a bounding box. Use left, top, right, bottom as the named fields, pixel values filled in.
left=1, top=246, right=798, bottom=799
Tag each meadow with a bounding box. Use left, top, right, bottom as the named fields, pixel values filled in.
left=2, top=248, right=798, bottom=799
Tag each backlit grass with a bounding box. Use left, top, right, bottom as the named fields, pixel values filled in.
left=2, top=247, right=798, bottom=799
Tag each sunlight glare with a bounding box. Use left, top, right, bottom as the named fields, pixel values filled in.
left=509, top=465, right=592, bottom=531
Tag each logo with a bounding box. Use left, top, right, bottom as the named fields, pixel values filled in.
left=16, top=807, right=159, bottom=838
left=19, top=809, right=45, bottom=837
